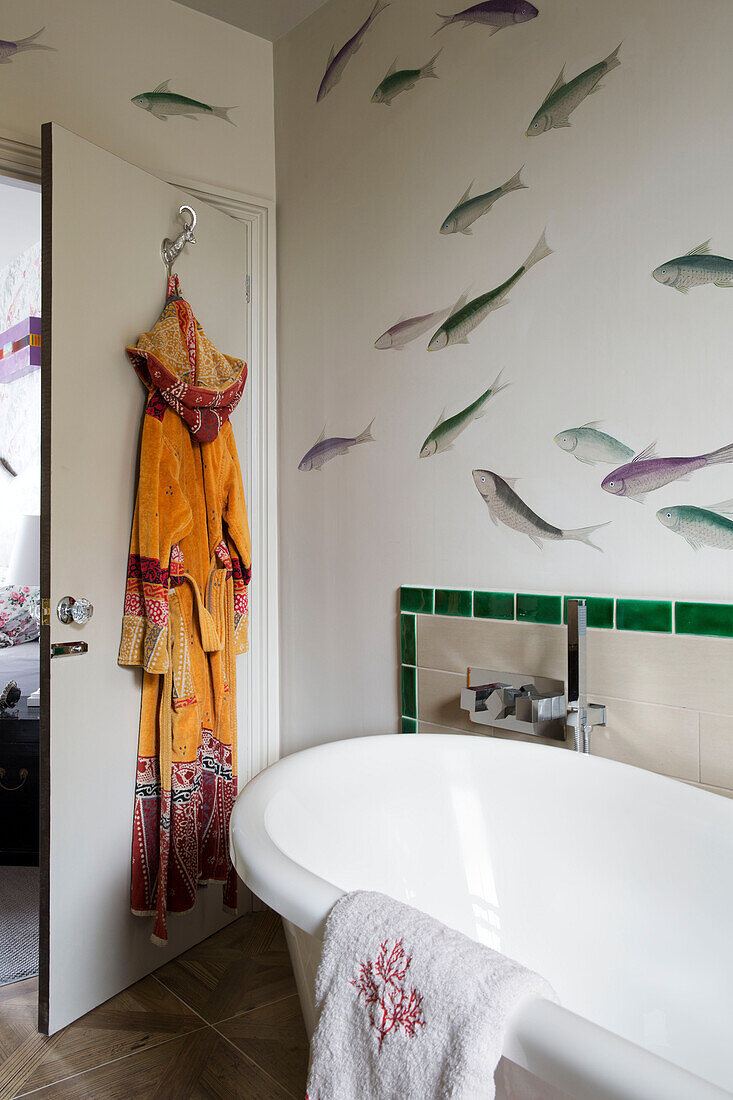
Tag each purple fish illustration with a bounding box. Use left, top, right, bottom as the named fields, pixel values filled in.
left=317, top=0, right=389, bottom=102
left=299, top=420, right=375, bottom=470
left=374, top=299, right=461, bottom=350
left=0, top=27, right=55, bottom=63
left=434, top=0, right=538, bottom=36
left=601, top=441, right=733, bottom=503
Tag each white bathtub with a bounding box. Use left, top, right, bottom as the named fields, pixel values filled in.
left=230, top=733, right=733, bottom=1099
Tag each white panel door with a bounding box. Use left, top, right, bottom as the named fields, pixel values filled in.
left=42, top=123, right=249, bottom=1034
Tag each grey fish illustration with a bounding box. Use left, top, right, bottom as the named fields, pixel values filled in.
left=131, top=80, right=236, bottom=124
left=317, top=0, right=389, bottom=103
left=427, top=231, right=552, bottom=350
left=473, top=470, right=609, bottom=550
left=601, top=441, right=733, bottom=503
left=374, top=300, right=459, bottom=350
left=652, top=241, right=733, bottom=293
left=371, top=50, right=441, bottom=105
left=554, top=422, right=635, bottom=466
left=420, top=371, right=509, bottom=457
left=657, top=502, right=733, bottom=551
left=526, top=44, right=621, bottom=136
left=0, top=27, right=55, bottom=63
left=435, top=1, right=538, bottom=36
left=299, top=420, right=375, bottom=470
left=440, top=168, right=526, bottom=235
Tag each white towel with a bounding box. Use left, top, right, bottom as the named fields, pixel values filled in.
left=306, top=890, right=556, bottom=1100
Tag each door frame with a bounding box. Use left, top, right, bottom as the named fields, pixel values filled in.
left=0, top=132, right=280, bottom=1026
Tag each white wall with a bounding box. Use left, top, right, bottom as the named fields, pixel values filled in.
left=1, top=0, right=275, bottom=199
left=275, top=0, right=733, bottom=753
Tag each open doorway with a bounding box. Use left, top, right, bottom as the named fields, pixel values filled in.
left=0, top=173, right=41, bottom=997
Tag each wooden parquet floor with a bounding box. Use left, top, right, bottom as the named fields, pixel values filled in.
left=0, top=910, right=308, bottom=1099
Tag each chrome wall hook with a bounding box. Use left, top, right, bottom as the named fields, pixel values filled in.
left=161, top=204, right=197, bottom=277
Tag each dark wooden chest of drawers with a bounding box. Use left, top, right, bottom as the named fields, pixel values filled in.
left=0, top=699, right=40, bottom=865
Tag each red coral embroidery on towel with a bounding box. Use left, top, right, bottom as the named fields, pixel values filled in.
left=351, top=939, right=425, bottom=1052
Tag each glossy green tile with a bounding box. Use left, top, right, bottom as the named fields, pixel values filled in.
left=616, top=598, right=672, bottom=633
left=473, top=591, right=515, bottom=620
left=563, top=596, right=615, bottom=630
left=400, top=586, right=433, bottom=614
left=675, top=602, right=733, bottom=638
left=401, top=716, right=417, bottom=734
left=400, top=613, right=416, bottom=665
left=434, top=589, right=472, bottom=617
left=516, top=593, right=562, bottom=625
left=401, top=665, right=417, bottom=719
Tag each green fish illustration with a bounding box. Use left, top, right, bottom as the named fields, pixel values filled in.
left=440, top=168, right=527, bottom=235
left=652, top=241, right=733, bottom=293
left=657, top=502, right=733, bottom=550
left=420, top=371, right=510, bottom=458
left=131, top=80, right=237, bottom=124
left=371, top=50, right=442, bottom=105
left=526, top=44, right=621, bottom=136
left=554, top=422, right=635, bottom=466
left=427, top=231, right=552, bottom=350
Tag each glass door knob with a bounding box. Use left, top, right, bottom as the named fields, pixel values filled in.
left=57, top=596, right=94, bottom=625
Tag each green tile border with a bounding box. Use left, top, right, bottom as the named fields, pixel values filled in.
left=398, top=587, right=733, bottom=641
left=400, top=613, right=416, bottom=666
left=675, top=601, right=733, bottom=638
left=434, top=589, right=472, bottom=617
left=516, top=593, right=562, bottom=625
left=401, top=716, right=417, bottom=734
left=563, top=595, right=615, bottom=630
left=474, top=591, right=514, bottom=620
left=616, top=598, right=672, bottom=634
left=401, top=664, right=416, bottom=720
left=400, top=586, right=433, bottom=614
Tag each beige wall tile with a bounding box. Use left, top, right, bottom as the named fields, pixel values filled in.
left=588, top=695, right=699, bottom=780
left=417, top=668, right=476, bottom=734
left=417, top=616, right=565, bottom=680
left=700, top=713, right=733, bottom=789
left=418, top=720, right=483, bottom=737
left=418, top=614, right=733, bottom=716
left=682, top=779, right=733, bottom=799
left=588, top=631, right=733, bottom=715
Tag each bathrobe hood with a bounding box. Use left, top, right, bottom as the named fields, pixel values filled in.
left=126, top=275, right=246, bottom=443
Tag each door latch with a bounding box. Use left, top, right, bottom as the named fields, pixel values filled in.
left=51, top=641, right=88, bottom=658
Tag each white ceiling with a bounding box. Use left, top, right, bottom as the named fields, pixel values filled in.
left=173, top=0, right=331, bottom=41
left=0, top=179, right=40, bottom=275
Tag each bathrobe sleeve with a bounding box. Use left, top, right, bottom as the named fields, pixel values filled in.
left=118, top=403, right=193, bottom=673
left=221, top=424, right=252, bottom=655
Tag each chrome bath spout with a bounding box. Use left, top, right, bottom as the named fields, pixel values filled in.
left=566, top=598, right=606, bottom=752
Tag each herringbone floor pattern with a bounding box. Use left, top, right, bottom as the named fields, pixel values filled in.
left=0, top=910, right=308, bottom=1099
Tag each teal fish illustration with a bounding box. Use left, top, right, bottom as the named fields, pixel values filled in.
left=652, top=241, right=733, bottom=293
left=131, top=80, right=237, bottom=124
left=554, top=422, right=635, bottom=466
left=372, top=50, right=442, bottom=104
left=440, top=168, right=526, bottom=235
left=427, top=231, right=552, bottom=350
left=657, top=502, right=733, bottom=550
left=473, top=470, right=609, bottom=550
left=526, top=44, right=621, bottom=136
left=0, top=27, right=55, bottom=63
left=420, top=372, right=510, bottom=457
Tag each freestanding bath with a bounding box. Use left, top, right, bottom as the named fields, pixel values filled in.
left=229, top=733, right=733, bottom=1099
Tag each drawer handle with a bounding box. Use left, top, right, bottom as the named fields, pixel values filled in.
left=0, top=767, right=29, bottom=792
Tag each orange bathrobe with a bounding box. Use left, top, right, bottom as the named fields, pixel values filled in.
left=119, top=275, right=251, bottom=945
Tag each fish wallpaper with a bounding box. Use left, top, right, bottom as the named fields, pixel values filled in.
left=275, top=0, right=733, bottom=740
left=0, top=26, right=55, bottom=64
left=131, top=79, right=237, bottom=124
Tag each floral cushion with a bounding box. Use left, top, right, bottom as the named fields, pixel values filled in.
left=0, top=585, right=40, bottom=647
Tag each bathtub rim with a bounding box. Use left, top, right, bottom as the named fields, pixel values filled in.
left=229, top=733, right=732, bottom=1100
